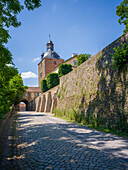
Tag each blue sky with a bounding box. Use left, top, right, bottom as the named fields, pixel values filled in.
left=7, top=0, right=124, bottom=87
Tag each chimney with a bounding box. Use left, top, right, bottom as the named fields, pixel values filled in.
left=72, top=53, right=78, bottom=57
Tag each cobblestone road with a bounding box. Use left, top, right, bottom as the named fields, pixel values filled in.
left=15, top=112, right=128, bottom=170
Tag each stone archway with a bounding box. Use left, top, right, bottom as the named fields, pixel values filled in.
left=20, top=100, right=29, bottom=111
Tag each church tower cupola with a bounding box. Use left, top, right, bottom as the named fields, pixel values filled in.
left=46, top=40, right=54, bottom=51
left=41, top=35, right=61, bottom=60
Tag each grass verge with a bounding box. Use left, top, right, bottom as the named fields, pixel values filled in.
left=53, top=113, right=128, bottom=139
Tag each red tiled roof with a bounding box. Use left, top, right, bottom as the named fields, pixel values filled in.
left=26, top=87, right=41, bottom=92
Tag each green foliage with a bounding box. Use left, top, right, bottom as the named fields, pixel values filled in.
left=77, top=54, right=91, bottom=66
left=112, top=43, right=128, bottom=70
left=46, top=73, right=59, bottom=89
left=41, top=79, right=48, bottom=93
left=8, top=74, right=27, bottom=105
left=58, top=63, right=72, bottom=77
left=0, top=0, right=41, bottom=117
left=57, top=92, right=61, bottom=98
left=0, top=69, right=27, bottom=116
left=116, top=0, right=128, bottom=34
left=53, top=108, right=86, bottom=124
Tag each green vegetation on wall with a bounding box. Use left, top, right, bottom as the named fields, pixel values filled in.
left=77, top=54, right=91, bottom=66
left=112, top=43, right=128, bottom=70
left=41, top=79, right=48, bottom=92
left=46, top=73, right=59, bottom=89
left=58, top=63, right=72, bottom=77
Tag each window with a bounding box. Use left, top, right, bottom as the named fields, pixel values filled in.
left=34, top=92, right=39, bottom=97
left=54, top=61, right=56, bottom=65
left=74, top=60, right=77, bottom=66
left=40, top=72, right=42, bottom=78
left=25, top=92, right=29, bottom=97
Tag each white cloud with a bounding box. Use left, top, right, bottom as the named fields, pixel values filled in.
left=32, top=57, right=40, bottom=62
left=21, top=71, right=38, bottom=79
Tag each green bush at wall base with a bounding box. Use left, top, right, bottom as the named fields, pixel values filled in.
left=46, top=73, right=59, bottom=89
left=41, top=79, right=48, bottom=92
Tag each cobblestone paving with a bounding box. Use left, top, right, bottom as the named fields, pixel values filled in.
left=15, top=112, right=128, bottom=170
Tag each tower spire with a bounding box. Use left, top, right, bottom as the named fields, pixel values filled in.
left=49, top=33, right=51, bottom=41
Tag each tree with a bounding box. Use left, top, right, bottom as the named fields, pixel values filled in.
left=41, top=79, right=48, bottom=93
left=116, top=0, right=128, bottom=34
left=0, top=0, right=41, bottom=117
left=8, top=74, right=27, bottom=106
left=0, top=0, right=42, bottom=65
left=58, top=63, right=73, bottom=77
left=46, top=73, right=59, bottom=89
left=77, top=54, right=91, bottom=66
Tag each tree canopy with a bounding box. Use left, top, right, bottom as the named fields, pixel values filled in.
left=41, top=79, right=48, bottom=93
left=46, top=73, right=59, bottom=89
left=77, top=54, right=91, bottom=66
left=116, top=0, right=128, bottom=34
left=0, top=0, right=41, bottom=117
left=58, top=63, right=73, bottom=77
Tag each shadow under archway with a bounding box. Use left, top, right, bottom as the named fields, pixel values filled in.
left=21, top=100, right=29, bottom=111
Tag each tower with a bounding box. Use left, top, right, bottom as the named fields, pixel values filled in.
left=38, top=39, right=64, bottom=87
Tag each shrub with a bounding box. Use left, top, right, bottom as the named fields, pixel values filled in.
left=58, top=63, right=72, bottom=77
left=41, top=79, right=48, bottom=92
left=112, top=43, right=128, bottom=70
left=46, top=73, right=59, bottom=89
left=77, top=54, right=91, bottom=66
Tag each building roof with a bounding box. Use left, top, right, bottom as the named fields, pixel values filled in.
left=26, top=87, right=41, bottom=93
left=43, top=50, right=60, bottom=59
left=47, top=40, right=53, bottom=44
left=41, top=40, right=61, bottom=60
left=50, top=54, right=78, bottom=73
left=64, top=54, right=78, bottom=63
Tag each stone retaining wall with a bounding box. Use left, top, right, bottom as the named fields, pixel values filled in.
left=57, top=32, right=128, bottom=130
left=35, top=33, right=128, bottom=131
left=35, top=85, right=59, bottom=113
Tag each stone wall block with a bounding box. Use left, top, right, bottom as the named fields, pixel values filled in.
left=50, top=91, right=58, bottom=112
left=50, top=98, right=57, bottom=113
left=44, top=92, right=52, bottom=112
left=39, top=95, right=46, bottom=112
left=36, top=96, right=41, bottom=112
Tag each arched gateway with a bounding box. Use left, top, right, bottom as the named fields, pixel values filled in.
left=17, top=87, right=41, bottom=111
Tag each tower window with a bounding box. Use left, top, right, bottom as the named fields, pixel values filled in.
left=54, top=61, right=56, bottom=64
left=40, top=72, right=42, bottom=78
